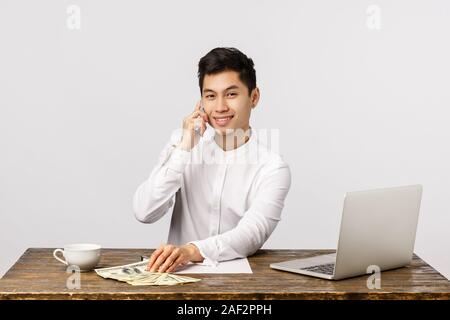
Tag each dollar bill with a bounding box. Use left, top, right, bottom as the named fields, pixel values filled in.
left=95, top=260, right=201, bottom=286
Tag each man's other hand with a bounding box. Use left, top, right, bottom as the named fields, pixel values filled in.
left=146, top=243, right=204, bottom=273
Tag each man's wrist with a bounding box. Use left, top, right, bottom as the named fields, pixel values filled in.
left=185, top=243, right=204, bottom=263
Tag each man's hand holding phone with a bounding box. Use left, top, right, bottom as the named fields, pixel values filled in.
left=177, top=101, right=210, bottom=151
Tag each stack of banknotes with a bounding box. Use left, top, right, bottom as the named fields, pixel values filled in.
left=95, top=260, right=201, bottom=286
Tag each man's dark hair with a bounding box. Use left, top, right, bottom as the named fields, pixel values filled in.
left=198, top=47, right=256, bottom=96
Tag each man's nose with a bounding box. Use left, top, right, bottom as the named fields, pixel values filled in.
left=214, top=97, right=229, bottom=112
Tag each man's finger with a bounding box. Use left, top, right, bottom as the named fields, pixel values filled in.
left=166, top=255, right=186, bottom=273
left=150, top=246, right=173, bottom=272
left=199, top=108, right=209, bottom=124
left=150, top=254, right=166, bottom=273
left=148, top=244, right=167, bottom=269
left=148, top=244, right=165, bottom=264
left=146, top=246, right=164, bottom=270
left=158, top=249, right=181, bottom=273
left=190, top=110, right=199, bottom=118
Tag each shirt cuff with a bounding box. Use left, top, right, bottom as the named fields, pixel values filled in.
left=188, top=240, right=219, bottom=267
left=165, top=146, right=191, bottom=174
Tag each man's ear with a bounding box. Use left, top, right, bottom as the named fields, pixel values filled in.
left=251, top=87, right=260, bottom=109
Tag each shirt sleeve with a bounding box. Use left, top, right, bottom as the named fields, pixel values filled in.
left=133, top=133, right=191, bottom=224
left=188, top=157, right=292, bottom=266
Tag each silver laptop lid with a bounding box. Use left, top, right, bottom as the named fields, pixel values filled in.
left=333, top=184, right=423, bottom=280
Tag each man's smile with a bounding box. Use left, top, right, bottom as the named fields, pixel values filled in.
left=213, top=115, right=234, bottom=126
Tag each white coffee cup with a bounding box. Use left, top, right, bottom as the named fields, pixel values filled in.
left=53, top=243, right=101, bottom=272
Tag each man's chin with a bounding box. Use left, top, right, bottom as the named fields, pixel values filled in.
left=212, top=126, right=235, bottom=135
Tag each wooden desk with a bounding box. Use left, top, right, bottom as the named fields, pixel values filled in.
left=0, top=248, right=449, bottom=300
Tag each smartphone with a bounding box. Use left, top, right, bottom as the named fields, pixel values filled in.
left=194, top=102, right=203, bottom=133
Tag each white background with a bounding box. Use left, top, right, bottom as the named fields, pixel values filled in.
left=1, top=0, right=449, bottom=280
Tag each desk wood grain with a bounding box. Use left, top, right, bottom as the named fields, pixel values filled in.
left=0, top=248, right=449, bottom=300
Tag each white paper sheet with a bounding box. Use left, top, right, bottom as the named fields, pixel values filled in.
left=174, top=258, right=253, bottom=274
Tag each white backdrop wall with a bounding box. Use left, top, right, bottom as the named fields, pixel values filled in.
left=1, top=0, right=449, bottom=279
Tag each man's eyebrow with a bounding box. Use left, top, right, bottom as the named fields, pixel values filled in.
left=202, top=85, right=240, bottom=94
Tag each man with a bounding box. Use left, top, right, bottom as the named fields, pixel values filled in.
left=133, top=47, right=291, bottom=273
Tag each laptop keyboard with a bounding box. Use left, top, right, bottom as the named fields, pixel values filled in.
left=300, top=263, right=335, bottom=275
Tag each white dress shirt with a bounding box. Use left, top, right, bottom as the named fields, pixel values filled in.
left=133, top=126, right=291, bottom=266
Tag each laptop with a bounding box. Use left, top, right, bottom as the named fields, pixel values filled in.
left=270, top=184, right=423, bottom=280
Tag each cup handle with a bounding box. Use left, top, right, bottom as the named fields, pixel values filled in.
left=53, top=249, right=68, bottom=265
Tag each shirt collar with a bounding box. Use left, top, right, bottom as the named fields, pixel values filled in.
left=204, top=126, right=257, bottom=163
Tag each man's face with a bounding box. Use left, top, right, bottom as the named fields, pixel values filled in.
left=201, top=70, right=259, bottom=135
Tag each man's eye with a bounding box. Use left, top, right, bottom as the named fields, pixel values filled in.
left=227, top=92, right=237, bottom=97
left=206, top=95, right=214, bottom=99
